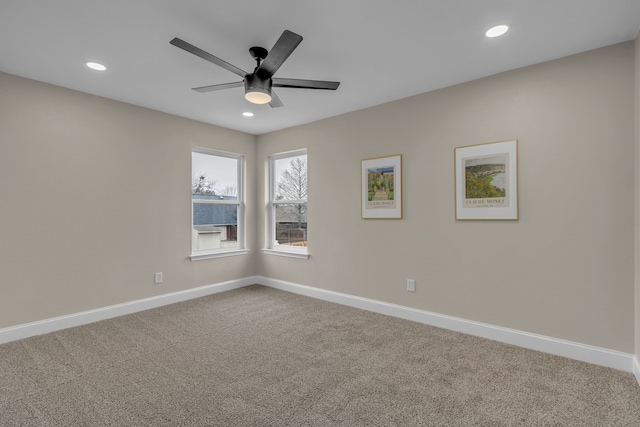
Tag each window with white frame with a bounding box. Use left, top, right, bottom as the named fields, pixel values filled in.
left=267, top=150, right=308, bottom=257
left=191, top=149, right=245, bottom=260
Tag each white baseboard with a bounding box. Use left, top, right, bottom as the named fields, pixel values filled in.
left=0, top=277, right=254, bottom=345
left=255, top=276, right=636, bottom=374
left=1, top=275, right=637, bottom=379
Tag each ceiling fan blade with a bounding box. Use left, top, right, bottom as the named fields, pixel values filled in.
left=268, top=90, right=283, bottom=108
left=170, top=37, right=247, bottom=78
left=192, top=81, right=244, bottom=93
left=257, top=30, right=303, bottom=77
left=273, top=78, right=340, bottom=90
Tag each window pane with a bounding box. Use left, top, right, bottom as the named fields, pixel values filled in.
left=274, top=203, right=307, bottom=247
left=191, top=150, right=242, bottom=254
left=274, top=154, right=307, bottom=201
left=193, top=202, right=238, bottom=250
left=192, top=152, right=238, bottom=199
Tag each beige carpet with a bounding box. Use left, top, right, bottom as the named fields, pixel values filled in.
left=1, top=285, right=639, bottom=426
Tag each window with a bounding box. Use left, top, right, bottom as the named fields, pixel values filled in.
left=265, top=150, right=309, bottom=259
left=191, top=149, right=246, bottom=260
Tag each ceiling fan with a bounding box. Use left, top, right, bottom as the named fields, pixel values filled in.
left=170, top=30, right=340, bottom=108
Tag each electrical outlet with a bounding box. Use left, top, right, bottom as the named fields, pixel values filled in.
left=154, top=272, right=163, bottom=284
left=407, top=279, right=415, bottom=292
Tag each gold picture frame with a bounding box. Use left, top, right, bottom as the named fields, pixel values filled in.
left=361, top=154, right=402, bottom=219
left=455, top=140, right=518, bottom=220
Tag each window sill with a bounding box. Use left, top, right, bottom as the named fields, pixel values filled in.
left=190, top=249, right=249, bottom=261
left=262, top=248, right=310, bottom=260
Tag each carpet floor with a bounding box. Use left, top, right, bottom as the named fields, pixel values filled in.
left=1, top=285, right=639, bottom=426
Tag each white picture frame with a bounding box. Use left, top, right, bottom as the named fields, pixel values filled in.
left=455, top=140, right=518, bottom=220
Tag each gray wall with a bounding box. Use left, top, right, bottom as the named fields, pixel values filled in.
left=0, top=72, right=257, bottom=328
left=257, top=42, right=636, bottom=353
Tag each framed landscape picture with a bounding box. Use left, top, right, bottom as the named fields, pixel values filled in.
left=361, top=154, right=402, bottom=219
left=455, top=140, right=518, bottom=220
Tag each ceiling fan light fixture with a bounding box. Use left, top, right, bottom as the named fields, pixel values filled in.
left=244, top=73, right=272, bottom=104
left=245, top=88, right=272, bottom=104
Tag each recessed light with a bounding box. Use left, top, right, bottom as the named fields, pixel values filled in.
left=485, top=25, right=509, bottom=38
left=242, top=112, right=254, bottom=117
left=86, top=61, right=107, bottom=71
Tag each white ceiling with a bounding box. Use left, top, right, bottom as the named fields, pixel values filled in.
left=1, top=0, right=639, bottom=135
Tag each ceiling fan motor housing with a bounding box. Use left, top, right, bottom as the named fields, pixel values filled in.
left=244, top=73, right=272, bottom=104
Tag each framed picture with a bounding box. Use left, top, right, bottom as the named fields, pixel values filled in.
left=361, top=154, right=402, bottom=219
left=455, top=140, right=518, bottom=220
